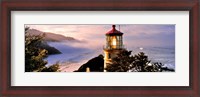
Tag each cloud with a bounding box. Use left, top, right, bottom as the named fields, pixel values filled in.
left=26, top=24, right=175, bottom=48
left=121, top=24, right=175, bottom=36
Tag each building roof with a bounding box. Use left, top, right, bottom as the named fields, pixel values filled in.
left=106, top=25, right=123, bottom=35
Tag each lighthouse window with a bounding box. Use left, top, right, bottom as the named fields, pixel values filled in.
left=116, top=36, right=120, bottom=40
left=112, top=36, right=117, bottom=46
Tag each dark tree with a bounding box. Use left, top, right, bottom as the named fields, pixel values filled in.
left=25, top=27, right=60, bottom=72
left=41, top=62, right=60, bottom=72
left=106, top=50, right=134, bottom=72
left=106, top=49, right=174, bottom=72
left=132, top=52, right=150, bottom=72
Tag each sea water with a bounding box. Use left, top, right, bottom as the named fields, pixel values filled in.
left=45, top=42, right=175, bottom=72
left=129, top=46, right=175, bottom=69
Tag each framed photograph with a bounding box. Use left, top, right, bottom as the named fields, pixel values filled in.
left=1, top=0, right=199, bottom=96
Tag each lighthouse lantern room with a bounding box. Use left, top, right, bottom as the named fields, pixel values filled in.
left=103, top=25, right=124, bottom=71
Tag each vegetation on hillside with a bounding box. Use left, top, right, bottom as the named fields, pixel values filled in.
left=25, top=27, right=60, bottom=72
left=37, top=41, right=61, bottom=55
left=27, top=28, right=80, bottom=42
left=75, top=49, right=174, bottom=72
left=106, top=49, right=174, bottom=72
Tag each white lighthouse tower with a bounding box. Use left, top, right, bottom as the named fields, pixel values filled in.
left=103, top=25, right=124, bottom=71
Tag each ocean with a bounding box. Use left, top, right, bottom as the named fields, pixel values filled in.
left=45, top=41, right=175, bottom=72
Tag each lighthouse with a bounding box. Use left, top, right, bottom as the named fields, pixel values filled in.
left=103, top=25, right=124, bottom=71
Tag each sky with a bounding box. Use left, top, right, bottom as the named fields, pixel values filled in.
left=26, top=24, right=175, bottom=48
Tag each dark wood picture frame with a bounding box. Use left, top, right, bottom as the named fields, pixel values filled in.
left=0, top=0, right=199, bottom=97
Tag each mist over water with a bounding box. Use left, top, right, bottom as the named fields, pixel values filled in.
left=45, top=41, right=104, bottom=72
left=45, top=41, right=175, bottom=72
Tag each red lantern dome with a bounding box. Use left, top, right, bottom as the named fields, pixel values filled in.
left=106, top=25, right=123, bottom=36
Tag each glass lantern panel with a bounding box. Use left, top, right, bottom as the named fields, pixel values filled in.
left=112, top=36, right=117, bottom=46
